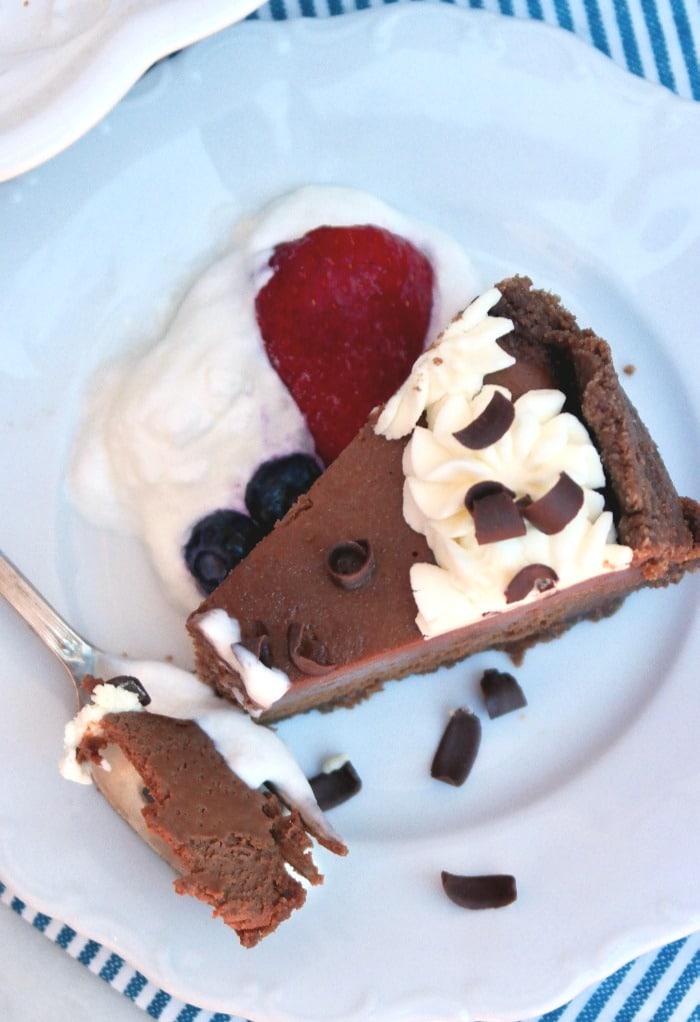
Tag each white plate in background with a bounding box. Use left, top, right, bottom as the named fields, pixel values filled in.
left=1, top=7, right=699, bottom=1021
left=0, top=0, right=265, bottom=182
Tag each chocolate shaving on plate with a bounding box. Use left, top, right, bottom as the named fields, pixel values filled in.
left=464, top=480, right=514, bottom=511
left=431, top=708, right=482, bottom=786
left=309, top=759, right=362, bottom=811
left=504, top=563, right=558, bottom=603
left=441, top=871, right=517, bottom=909
left=480, top=668, right=527, bottom=718
left=288, top=622, right=335, bottom=676
left=466, top=482, right=526, bottom=545
left=242, top=623, right=273, bottom=668
left=452, top=391, right=514, bottom=449
left=521, top=472, right=584, bottom=535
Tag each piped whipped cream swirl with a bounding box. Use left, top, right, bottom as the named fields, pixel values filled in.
left=375, top=287, right=633, bottom=639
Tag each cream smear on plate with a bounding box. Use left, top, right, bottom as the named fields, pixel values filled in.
left=67, top=186, right=480, bottom=611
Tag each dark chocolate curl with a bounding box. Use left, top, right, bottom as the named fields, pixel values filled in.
left=431, top=708, right=482, bottom=786
left=288, top=622, right=335, bottom=676
left=242, top=623, right=273, bottom=668
left=309, top=759, right=362, bottom=811
left=505, top=563, right=558, bottom=604
left=441, top=871, right=517, bottom=909
left=466, top=482, right=526, bottom=545
left=326, top=540, right=375, bottom=590
left=480, top=668, right=527, bottom=718
left=452, top=391, right=515, bottom=449
left=521, top=472, right=584, bottom=535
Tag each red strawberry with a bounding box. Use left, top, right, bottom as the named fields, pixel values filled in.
left=255, top=224, right=434, bottom=465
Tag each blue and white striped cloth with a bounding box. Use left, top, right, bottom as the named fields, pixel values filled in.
left=249, top=0, right=700, bottom=100
left=2, top=2, right=699, bottom=1021
left=2, top=877, right=699, bottom=1021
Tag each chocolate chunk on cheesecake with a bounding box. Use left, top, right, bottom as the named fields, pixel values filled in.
left=187, top=277, right=700, bottom=721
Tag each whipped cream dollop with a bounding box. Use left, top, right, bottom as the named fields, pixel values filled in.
left=67, top=186, right=479, bottom=611
left=60, top=661, right=341, bottom=848
left=375, top=287, right=633, bottom=638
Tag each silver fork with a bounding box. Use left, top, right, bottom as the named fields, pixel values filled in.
left=0, top=549, right=122, bottom=705
left=0, top=551, right=346, bottom=854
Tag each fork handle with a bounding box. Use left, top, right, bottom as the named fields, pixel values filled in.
left=0, top=550, right=94, bottom=675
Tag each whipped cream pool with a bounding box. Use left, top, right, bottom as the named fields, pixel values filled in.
left=67, top=186, right=480, bottom=611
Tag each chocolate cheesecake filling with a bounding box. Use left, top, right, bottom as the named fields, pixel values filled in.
left=431, top=708, right=482, bottom=786
left=484, top=356, right=557, bottom=399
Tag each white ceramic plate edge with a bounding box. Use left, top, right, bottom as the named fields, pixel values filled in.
left=0, top=0, right=265, bottom=183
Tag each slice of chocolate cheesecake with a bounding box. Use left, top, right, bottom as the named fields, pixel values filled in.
left=86, top=711, right=324, bottom=945
left=187, top=277, right=700, bottom=722
left=64, top=675, right=346, bottom=946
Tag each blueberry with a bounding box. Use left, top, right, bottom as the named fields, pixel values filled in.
left=245, top=453, right=321, bottom=531
left=184, top=510, right=262, bottom=595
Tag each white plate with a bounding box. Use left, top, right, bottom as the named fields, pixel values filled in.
left=1, top=7, right=699, bottom=1021
left=0, top=0, right=265, bottom=183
